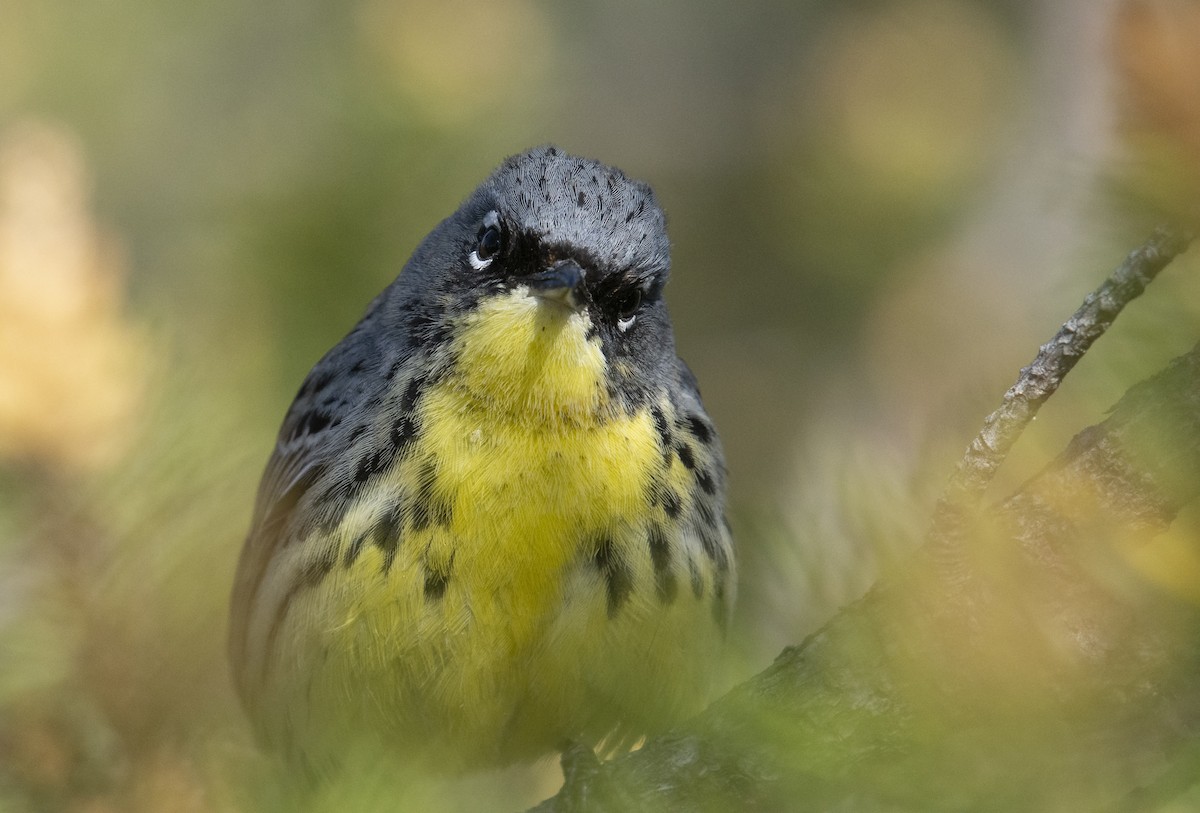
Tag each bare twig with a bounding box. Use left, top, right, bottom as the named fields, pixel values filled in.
left=927, top=224, right=1194, bottom=582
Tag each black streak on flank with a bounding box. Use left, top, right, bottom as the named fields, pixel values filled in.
left=651, top=406, right=672, bottom=464
left=594, top=536, right=632, bottom=618
left=300, top=369, right=336, bottom=398
left=354, top=445, right=396, bottom=487
left=647, top=523, right=676, bottom=603
left=391, top=416, right=416, bottom=454
left=676, top=443, right=696, bottom=471
left=343, top=532, right=368, bottom=569
left=699, top=524, right=728, bottom=573
left=390, top=375, right=424, bottom=455
left=694, top=500, right=728, bottom=571
left=267, top=463, right=327, bottom=549
left=370, top=504, right=405, bottom=573
left=288, top=410, right=335, bottom=441
left=408, top=312, right=450, bottom=346
left=410, top=461, right=435, bottom=531
left=684, top=413, right=713, bottom=444
left=262, top=543, right=337, bottom=681
left=399, top=376, right=424, bottom=411
left=330, top=444, right=399, bottom=527
left=661, top=489, right=681, bottom=519
left=299, top=545, right=337, bottom=589
left=696, top=468, right=716, bottom=495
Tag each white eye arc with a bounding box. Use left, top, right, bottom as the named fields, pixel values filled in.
left=468, top=250, right=493, bottom=270
left=613, top=283, right=644, bottom=332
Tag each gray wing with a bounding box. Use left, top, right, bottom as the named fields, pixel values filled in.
left=228, top=298, right=392, bottom=692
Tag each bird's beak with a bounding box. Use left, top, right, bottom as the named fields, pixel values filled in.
left=526, top=259, right=586, bottom=312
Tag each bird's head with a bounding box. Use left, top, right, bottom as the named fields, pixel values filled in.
left=384, top=146, right=679, bottom=425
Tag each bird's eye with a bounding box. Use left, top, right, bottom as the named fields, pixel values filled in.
left=615, top=287, right=642, bottom=332
left=469, top=210, right=503, bottom=270
left=477, top=225, right=502, bottom=260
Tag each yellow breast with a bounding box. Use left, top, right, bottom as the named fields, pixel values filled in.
left=273, top=290, right=721, bottom=769
left=417, top=299, right=661, bottom=643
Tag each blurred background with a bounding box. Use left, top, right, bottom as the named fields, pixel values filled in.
left=1, top=0, right=1199, bottom=810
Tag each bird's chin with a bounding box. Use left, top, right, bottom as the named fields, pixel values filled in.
left=450, top=290, right=609, bottom=425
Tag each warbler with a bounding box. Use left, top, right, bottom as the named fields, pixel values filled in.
left=228, top=146, right=734, bottom=774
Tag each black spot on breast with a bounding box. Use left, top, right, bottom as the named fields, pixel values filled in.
left=424, top=557, right=453, bottom=599
left=685, top=414, right=712, bottom=444
left=577, top=190, right=586, bottom=207
left=593, top=536, right=632, bottom=618
left=696, top=468, right=716, bottom=495
left=676, top=443, right=696, bottom=470
left=424, top=571, right=449, bottom=599
left=410, top=459, right=453, bottom=531
left=647, top=523, right=676, bottom=603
